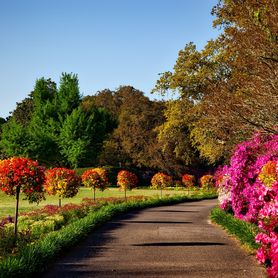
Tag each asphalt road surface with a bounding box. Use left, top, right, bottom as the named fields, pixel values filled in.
left=43, top=199, right=266, bottom=278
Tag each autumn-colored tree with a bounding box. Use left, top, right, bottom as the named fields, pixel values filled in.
left=153, top=0, right=278, bottom=164
left=82, top=168, right=109, bottom=200
left=117, top=170, right=138, bottom=200
left=199, top=175, right=215, bottom=189
left=44, top=168, right=81, bottom=207
left=0, top=157, right=45, bottom=240
left=151, top=172, right=172, bottom=197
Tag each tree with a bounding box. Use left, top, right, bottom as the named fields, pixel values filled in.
left=0, top=118, right=30, bottom=157
left=151, top=172, right=172, bottom=197
left=57, top=73, right=81, bottom=118
left=58, top=106, right=115, bottom=168
left=44, top=167, right=81, bottom=207
left=153, top=0, right=278, bottom=164
left=0, top=157, right=45, bottom=241
left=117, top=170, right=138, bottom=200
left=81, top=168, right=108, bottom=200
left=0, top=73, right=115, bottom=168
left=97, top=86, right=167, bottom=169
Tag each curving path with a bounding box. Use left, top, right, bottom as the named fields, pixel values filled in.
left=43, top=199, right=266, bottom=278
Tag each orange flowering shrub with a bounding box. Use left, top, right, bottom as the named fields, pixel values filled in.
left=181, top=174, right=195, bottom=188
left=258, top=161, right=277, bottom=188
left=82, top=168, right=108, bottom=191
left=200, top=175, right=215, bottom=188
left=0, top=157, right=45, bottom=203
left=44, top=168, right=81, bottom=199
left=151, top=172, right=172, bottom=189
left=117, top=170, right=138, bottom=190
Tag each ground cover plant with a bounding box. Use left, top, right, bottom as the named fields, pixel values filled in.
left=0, top=191, right=217, bottom=278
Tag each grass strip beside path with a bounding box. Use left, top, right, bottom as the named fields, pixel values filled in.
left=0, top=193, right=216, bottom=278
left=210, top=207, right=260, bottom=253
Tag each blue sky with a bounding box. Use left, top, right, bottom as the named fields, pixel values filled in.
left=0, top=0, right=220, bottom=119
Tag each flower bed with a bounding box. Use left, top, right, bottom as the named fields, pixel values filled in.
left=0, top=196, right=146, bottom=257
left=214, top=133, right=278, bottom=278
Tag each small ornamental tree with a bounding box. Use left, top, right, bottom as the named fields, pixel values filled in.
left=0, top=157, right=45, bottom=240
left=151, top=172, right=172, bottom=197
left=117, top=170, right=138, bottom=200
left=200, top=175, right=215, bottom=189
left=181, top=174, right=195, bottom=194
left=44, top=168, right=81, bottom=207
left=82, top=168, right=109, bottom=200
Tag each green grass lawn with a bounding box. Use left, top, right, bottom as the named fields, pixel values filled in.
left=0, top=187, right=191, bottom=218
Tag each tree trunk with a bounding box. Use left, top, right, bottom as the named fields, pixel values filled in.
left=14, top=186, right=20, bottom=244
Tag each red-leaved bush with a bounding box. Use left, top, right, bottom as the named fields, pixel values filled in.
left=44, top=168, right=81, bottom=199
left=0, top=157, right=45, bottom=203
left=181, top=174, right=195, bottom=188
left=117, top=170, right=138, bottom=190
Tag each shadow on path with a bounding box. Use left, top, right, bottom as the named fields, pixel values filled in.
left=133, top=242, right=226, bottom=247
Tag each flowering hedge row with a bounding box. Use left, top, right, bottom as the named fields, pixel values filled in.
left=215, top=133, right=278, bottom=278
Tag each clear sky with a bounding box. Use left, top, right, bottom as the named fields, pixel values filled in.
left=0, top=0, right=220, bottom=119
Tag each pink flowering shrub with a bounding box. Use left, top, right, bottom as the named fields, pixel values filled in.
left=214, top=165, right=233, bottom=212
left=215, top=133, right=278, bottom=277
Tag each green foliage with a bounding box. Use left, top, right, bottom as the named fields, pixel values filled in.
left=0, top=118, right=29, bottom=157
left=57, top=73, right=81, bottom=117
left=0, top=73, right=115, bottom=167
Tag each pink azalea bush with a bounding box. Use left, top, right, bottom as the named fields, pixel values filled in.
left=215, top=133, right=278, bottom=277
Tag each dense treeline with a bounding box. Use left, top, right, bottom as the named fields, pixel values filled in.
left=0, top=0, right=276, bottom=175
left=0, top=74, right=115, bottom=168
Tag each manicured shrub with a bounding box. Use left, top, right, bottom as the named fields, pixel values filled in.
left=0, top=157, right=45, bottom=203
left=200, top=175, right=215, bottom=189
left=117, top=170, right=138, bottom=199
left=82, top=168, right=108, bottom=200
left=44, top=168, right=81, bottom=207
left=0, top=157, right=45, bottom=242
left=181, top=174, right=195, bottom=188
left=151, top=172, right=172, bottom=197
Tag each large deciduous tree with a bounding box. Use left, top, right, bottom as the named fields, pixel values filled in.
left=153, top=0, right=278, bottom=164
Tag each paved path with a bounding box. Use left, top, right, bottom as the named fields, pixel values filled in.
left=43, top=199, right=266, bottom=278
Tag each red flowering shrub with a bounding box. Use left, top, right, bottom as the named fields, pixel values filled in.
left=117, top=170, right=138, bottom=190
left=181, top=174, right=195, bottom=188
left=82, top=168, right=108, bottom=191
left=200, top=175, right=215, bottom=189
left=0, top=157, right=45, bottom=203
left=151, top=172, right=172, bottom=189
left=44, top=168, right=81, bottom=199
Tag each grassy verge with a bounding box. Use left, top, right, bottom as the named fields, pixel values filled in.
left=0, top=192, right=216, bottom=278
left=210, top=207, right=260, bottom=253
